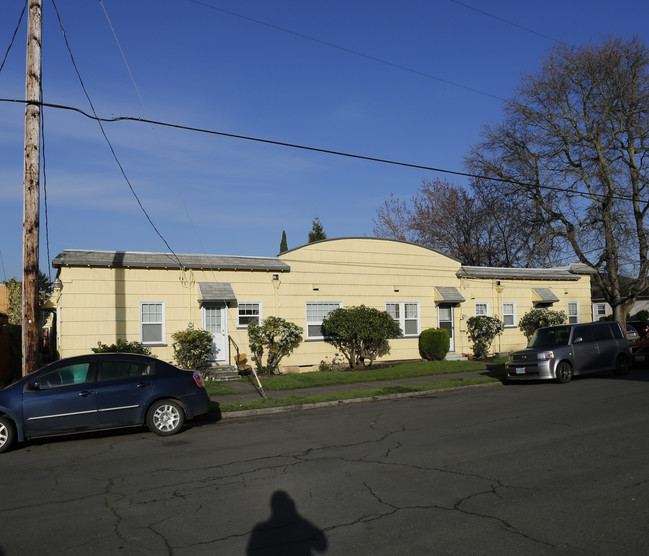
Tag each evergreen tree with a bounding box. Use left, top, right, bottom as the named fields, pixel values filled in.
left=279, top=230, right=288, bottom=253
left=308, top=218, right=327, bottom=243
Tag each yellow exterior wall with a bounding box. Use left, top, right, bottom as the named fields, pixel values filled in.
left=52, top=238, right=592, bottom=370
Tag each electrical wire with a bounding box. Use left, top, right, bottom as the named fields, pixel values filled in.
left=0, top=96, right=645, bottom=206
left=98, top=0, right=209, bottom=258
left=0, top=0, right=27, bottom=76
left=188, top=0, right=504, bottom=102
left=49, top=0, right=184, bottom=270
left=449, top=0, right=563, bottom=44
left=40, top=79, right=52, bottom=281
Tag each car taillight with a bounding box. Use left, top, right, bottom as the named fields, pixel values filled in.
left=193, top=373, right=205, bottom=388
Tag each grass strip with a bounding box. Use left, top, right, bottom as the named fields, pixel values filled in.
left=206, top=359, right=496, bottom=396
left=217, top=375, right=500, bottom=413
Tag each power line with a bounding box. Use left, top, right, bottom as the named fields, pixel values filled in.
left=49, top=0, right=184, bottom=270
left=0, top=0, right=27, bottom=76
left=188, top=0, right=504, bottom=101
left=449, top=0, right=563, bottom=44
left=1, top=96, right=646, bottom=206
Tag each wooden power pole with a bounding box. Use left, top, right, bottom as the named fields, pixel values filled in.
left=22, top=0, right=42, bottom=375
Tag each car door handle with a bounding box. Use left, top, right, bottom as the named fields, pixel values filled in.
left=136, top=382, right=150, bottom=388
left=78, top=390, right=95, bottom=397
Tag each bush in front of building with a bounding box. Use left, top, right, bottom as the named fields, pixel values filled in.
left=248, top=316, right=303, bottom=375
left=171, top=329, right=213, bottom=370
left=518, top=308, right=566, bottom=339
left=321, top=305, right=402, bottom=368
left=466, top=315, right=504, bottom=359
left=92, top=338, right=152, bottom=356
left=418, top=328, right=450, bottom=361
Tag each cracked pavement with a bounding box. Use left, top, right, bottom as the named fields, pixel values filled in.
left=1, top=373, right=649, bottom=555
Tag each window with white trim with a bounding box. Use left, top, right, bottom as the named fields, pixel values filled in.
left=595, top=303, right=606, bottom=317
left=238, top=302, right=261, bottom=327
left=503, top=302, right=516, bottom=327
left=140, top=302, right=165, bottom=345
left=306, top=302, right=342, bottom=340
left=475, top=303, right=489, bottom=316
left=386, top=302, right=420, bottom=337
left=568, top=302, right=579, bottom=324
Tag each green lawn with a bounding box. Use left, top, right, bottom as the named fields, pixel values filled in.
left=217, top=375, right=500, bottom=413
left=204, top=358, right=506, bottom=408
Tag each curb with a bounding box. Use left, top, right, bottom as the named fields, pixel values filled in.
left=217, top=381, right=501, bottom=419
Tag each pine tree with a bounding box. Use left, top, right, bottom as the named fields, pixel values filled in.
left=279, top=230, right=288, bottom=253
left=308, top=218, right=327, bottom=243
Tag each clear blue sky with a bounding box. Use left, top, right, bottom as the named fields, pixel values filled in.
left=1, top=0, right=648, bottom=281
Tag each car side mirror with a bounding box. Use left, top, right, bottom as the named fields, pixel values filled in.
left=572, top=337, right=583, bottom=344
left=26, top=381, right=41, bottom=391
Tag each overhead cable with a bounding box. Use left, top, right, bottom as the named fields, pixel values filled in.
left=1, top=96, right=645, bottom=205
left=49, top=0, right=184, bottom=270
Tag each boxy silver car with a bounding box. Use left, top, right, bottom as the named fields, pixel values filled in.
left=506, top=321, right=631, bottom=384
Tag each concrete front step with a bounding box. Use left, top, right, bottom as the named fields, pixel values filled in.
left=203, top=365, right=241, bottom=382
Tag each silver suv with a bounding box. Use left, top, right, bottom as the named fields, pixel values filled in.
left=506, top=321, right=631, bottom=384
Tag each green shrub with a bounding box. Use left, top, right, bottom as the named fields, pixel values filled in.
left=248, top=316, right=303, bottom=374
left=466, top=316, right=504, bottom=359
left=92, top=338, right=152, bottom=355
left=419, top=328, right=450, bottom=361
left=321, top=305, right=402, bottom=368
left=171, top=328, right=213, bottom=370
left=631, top=309, right=649, bottom=321
left=518, top=308, right=566, bottom=339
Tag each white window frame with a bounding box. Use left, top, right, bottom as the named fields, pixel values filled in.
left=595, top=303, right=606, bottom=317
left=386, top=302, right=420, bottom=337
left=306, top=301, right=342, bottom=340
left=238, top=302, right=262, bottom=328
left=140, top=301, right=165, bottom=345
left=502, top=302, right=516, bottom=328
left=475, top=302, right=489, bottom=317
left=568, top=302, right=580, bottom=324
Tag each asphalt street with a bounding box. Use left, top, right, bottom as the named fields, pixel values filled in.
left=1, top=369, right=648, bottom=555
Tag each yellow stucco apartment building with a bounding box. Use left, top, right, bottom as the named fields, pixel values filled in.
left=50, top=238, right=594, bottom=371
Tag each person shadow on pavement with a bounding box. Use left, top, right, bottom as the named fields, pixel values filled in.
left=246, top=490, right=328, bottom=555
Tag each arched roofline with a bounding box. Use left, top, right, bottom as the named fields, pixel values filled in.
left=278, top=236, right=461, bottom=263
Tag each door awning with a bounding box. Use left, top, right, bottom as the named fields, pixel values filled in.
left=532, top=288, right=559, bottom=304
left=433, top=286, right=466, bottom=304
left=198, top=282, right=237, bottom=303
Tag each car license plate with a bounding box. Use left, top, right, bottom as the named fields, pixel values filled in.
left=516, top=367, right=525, bottom=374
left=636, top=355, right=645, bottom=362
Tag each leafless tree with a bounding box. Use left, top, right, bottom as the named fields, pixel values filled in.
left=372, top=178, right=556, bottom=266
left=466, top=36, right=649, bottom=323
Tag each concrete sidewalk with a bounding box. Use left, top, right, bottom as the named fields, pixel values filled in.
left=209, top=369, right=501, bottom=417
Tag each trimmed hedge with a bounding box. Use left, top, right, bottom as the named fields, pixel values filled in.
left=419, top=328, right=450, bottom=361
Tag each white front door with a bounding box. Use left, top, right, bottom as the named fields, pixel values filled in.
left=202, top=303, right=228, bottom=363
left=438, top=306, right=455, bottom=352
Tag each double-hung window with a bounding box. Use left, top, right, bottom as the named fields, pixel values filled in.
left=306, top=302, right=342, bottom=340
left=568, top=302, right=579, bottom=324
left=595, top=303, right=606, bottom=318
left=238, top=302, right=261, bottom=327
left=386, top=302, right=420, bottom=337
left=502, top=302, right=516, bottom=327
left=475, top=303, right=489, bottom=317
left=140, top=302, right=165, bottom=345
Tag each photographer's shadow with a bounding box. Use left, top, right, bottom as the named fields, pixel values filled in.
left=246, top=490, right=328, bottom=555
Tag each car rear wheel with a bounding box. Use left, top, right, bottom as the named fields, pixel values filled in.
left=555, top=361, right=573, bottom=384
left=147, top=400, right=185, bottom=436
left=0, top=416, right=16, bottom=454
left=614, top=354, right=630, bottom=376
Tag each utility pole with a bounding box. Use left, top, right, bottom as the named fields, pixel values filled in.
left=22, top=0, right=42, bottom=375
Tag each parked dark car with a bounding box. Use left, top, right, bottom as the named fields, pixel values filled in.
left=627, top=320, right=649, bottom=339
left=506, top=321, right=631, bottom=384
left=0, top=353, right=210, bottom=453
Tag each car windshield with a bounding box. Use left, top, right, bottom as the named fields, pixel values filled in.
left=528, top=326, right=571, bottom=348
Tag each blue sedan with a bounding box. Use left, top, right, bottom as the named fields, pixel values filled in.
left=0, top=353, right=211, bottom=453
